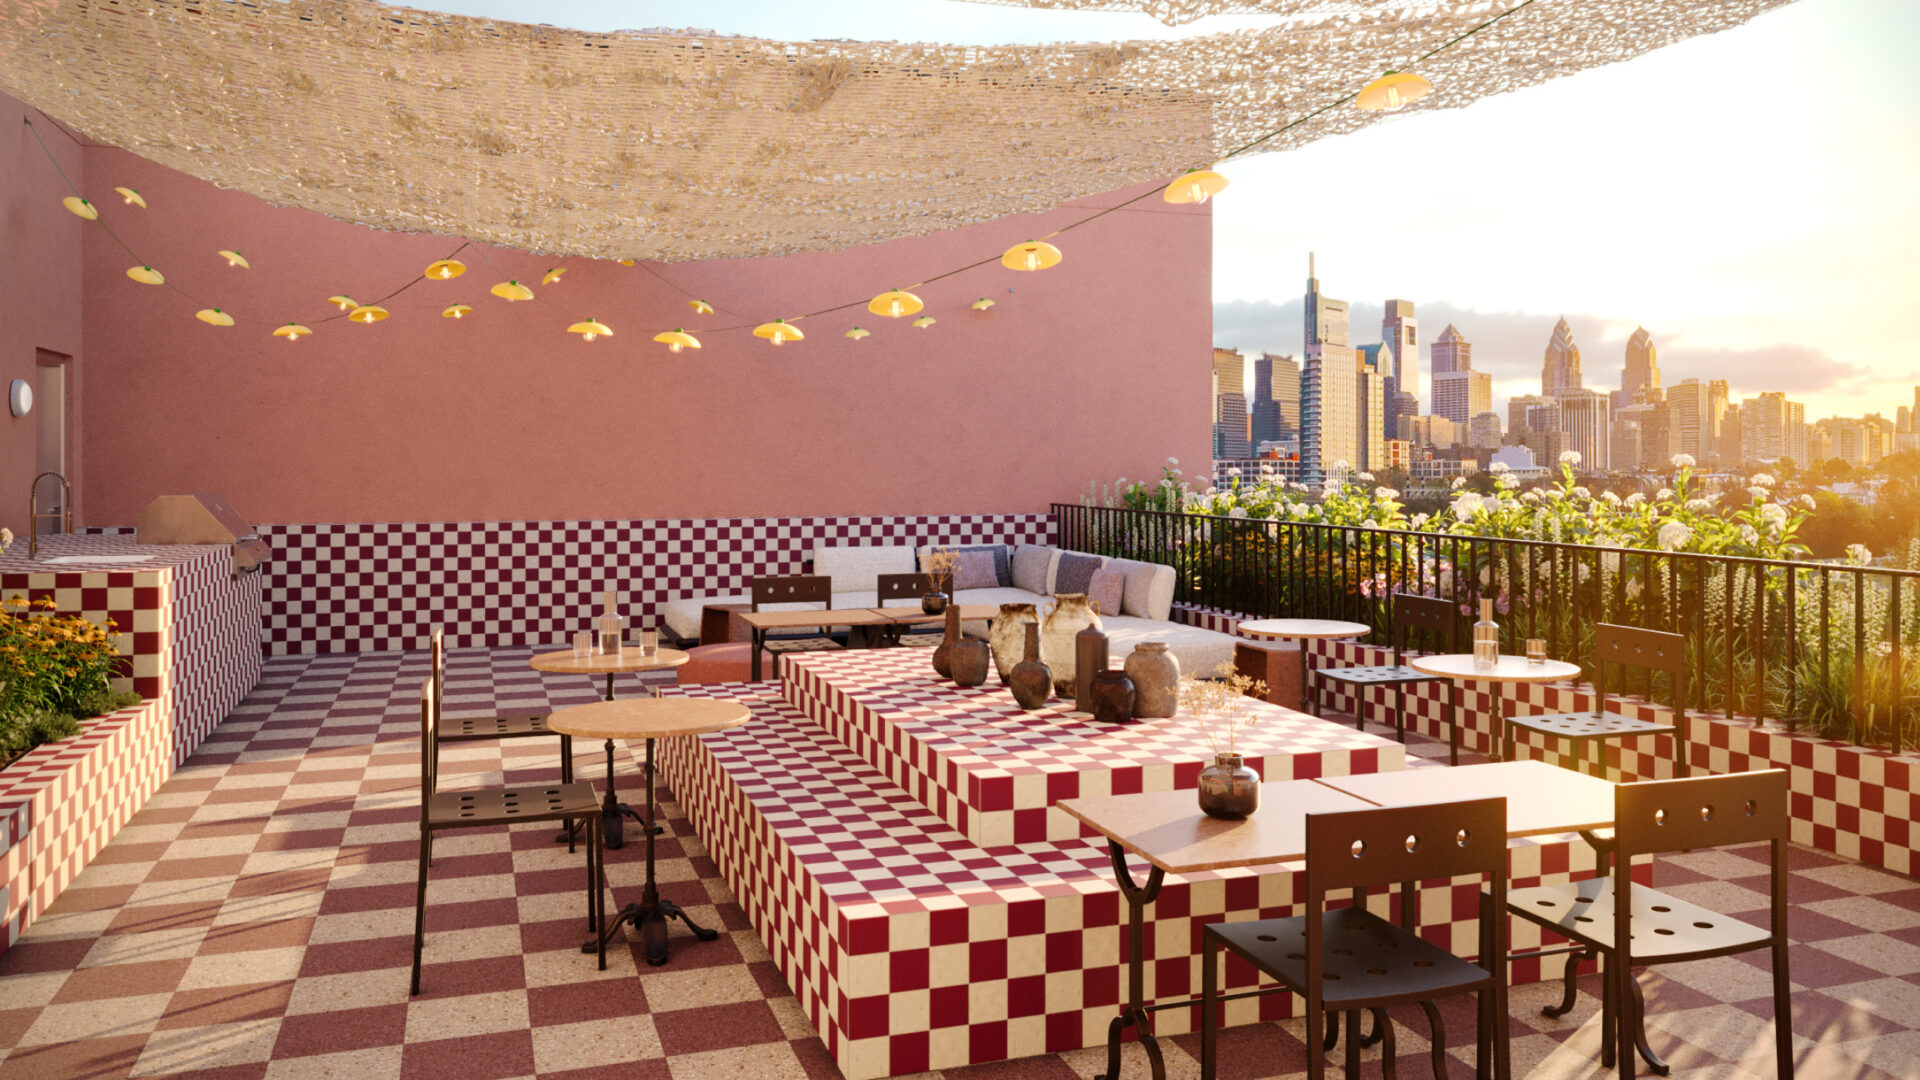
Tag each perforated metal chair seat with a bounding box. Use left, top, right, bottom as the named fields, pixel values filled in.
left=1507, top=877, right=1769, bottom=964
left=1506, top=710, right=1675, bottom=741
left=762, top=635, right=844, bottom=655
left=1210, top=907, right=1495, bottom=1008
left=1316, top=664, right=1443, bottom=687
left=437, top=710, right=556, bottom=742
left=427, top=782, right=602, bottom=830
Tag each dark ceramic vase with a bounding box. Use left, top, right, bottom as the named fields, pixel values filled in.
left=931, top=603, right=961, bottom=679
left=951, top=638, right=992, bottom=688
left=1124, top=641, right=1180, bottom=718
left=1008, top=624, right=1052, bottom=710
left=1090, top=670, right=1136, bottom=724
left=921, top=592, right=949, bottom=616
left=1073, top=624, right=1109, bottom=713
left=1197, top=753, right=1261, bottom=820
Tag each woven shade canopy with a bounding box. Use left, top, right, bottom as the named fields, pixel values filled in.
left=0, top=0, right=1787, bottom=262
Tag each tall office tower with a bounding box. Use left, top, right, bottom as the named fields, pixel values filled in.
left=1807, top=424, right=1833, bottom=466
left=1818, top=418, right=1869, bottom=467
left=1212, top=347, right=1250, bottom=460
left=1610, top=411, right=1645, bottom=473
left=1619, top=326, right=1661, bottom=407
left=1707, top=380, right=1730, bottom=463
left=1862, top=415, right=1892, bottom=464
left=1432, top=370, right=1493, bottom=426
left=1720, top=403, right=1743, bottom=466
left=1301, top=254, right=1358, bottom=478
left=1382, top=298, right=1418, bottom=422
left=1555, top=388, right=1610, bottom=470
left=1356, top=367, right=1388, bottom=471
left=1739, top=392, right=1806, bottom=466
left=1541, top=317, right=1583, bottom=397
left=1900, top=405, right=1912, bottom=435
left=1508, top=394, right=1552, bottom=441
left=1430, top=323, right=1471, bottom=376
left=1665, top=379, right=1712, bottom=463
left=1263, top=352, right=1301, bottom=431
left=1468, top=411, right=1503, bottom=450
left=1632, top=403, right=1671, bottom=469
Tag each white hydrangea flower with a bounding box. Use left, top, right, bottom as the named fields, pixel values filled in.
left=1750, top=473, right=1776, bottom=487
left=1624, top=492, right=1646, bottom=506
left=1670, top=453, right=1696, bottom=469
left=1410, top=513, right=1431, bottom=529
left=1747, top=486, right=1770, bottom=499
left=1559, top=450, right=1582, bottom=465
left=1600, top=490, right=1622, bottom=505
left=1846, top=543, right=1874, bottom=565
left=1489, top=461, right=1511, bottom=474
left=1657, top=522, right=1693, bottom=550
left=1450, top=493, right=1484, bottom=521
left=1572, top=486, right=1592, bottom=500
left=1685, top=498, right=1714, bottom=512
left=1166, top=456, right=1179, bottom=467
left=1738, top=524, right=1759, bottom=545
left=1357, top=471, right=1376, bottom=482
left=1225, top=466, right=1241, bottom=477
left=1798, top=494, right=1817, bottom=510
left=1521, top=490, right=1542, bottom=504
left=1655, top=488, right=1674, bottom=501
left=1228, top=506, right=1248, bottom=519
left=1451, top=476, right=1467, bottom=490
left=1759, top=503, right=1788, bottom=529
left=1374, top=487, right=1400, bottom=501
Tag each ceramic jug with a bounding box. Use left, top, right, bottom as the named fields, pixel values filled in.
left=989, top=603, right=1039, bottom=683
left=1040, top=593, right=1102, bottom=695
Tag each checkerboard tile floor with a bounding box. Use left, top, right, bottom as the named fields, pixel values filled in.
left=1, top=647, right=1916, bottom=1080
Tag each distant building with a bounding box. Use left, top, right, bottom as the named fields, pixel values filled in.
left=1542, top=317, right=1582, bottom=398
left=1708, top=379, right=1731, bottom=463
left=1384, top=439, right=1411, bottom=471
left=1430, top=322, right=1470, bottom=377
left=1613, top=402, right=1667, bottom=471
left=1739, top=392, right=1806, bottom=468
left=1432, top=370, right=1492, bottom=427
left=1381, top=299, right=1418, bottom=437
left=1212, top=347, right=1250, bottom=460
left=1555, top=388, right=1611, bottom=470
left=1252, top=353, right=1300, bottom=435
left=1301, top=254, right=1357, bottom=480
left=1508, top=394, right=1553, bottom=442
left=1467, top=410, right=1503, bottom=450
left=1613, top=326, right=1661, bottom=414
left=1357, top=367, right=1388, bottom=473
left=1490, top=445, right=1549, bottom=478
left=1666, top=379, right=1713, bottom=465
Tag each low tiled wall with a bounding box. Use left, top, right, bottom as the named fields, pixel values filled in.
left=254, top=513, right=1053, bottom=655
left=1175, top=603, right=1920, bottom=878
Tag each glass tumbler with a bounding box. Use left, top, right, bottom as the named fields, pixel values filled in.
left=639, top=628, right=659, bottom=657
left=573, top=630, right=592, bottom=660
left=1525, top=638, right=1548, bottom=664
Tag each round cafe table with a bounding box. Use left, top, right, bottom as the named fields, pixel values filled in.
left=1236, top=619, right=1372, bottom=714
left=530, top=647, right=689, bottom=848
left=547, top=695, right=752, bottom=967
left=1408, top=653, right=1582, bottom=764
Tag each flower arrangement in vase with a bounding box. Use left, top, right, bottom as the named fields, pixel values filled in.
left=1178, top=662, right=1270, bottom=820
left=922, top=546, right=957, bottom=614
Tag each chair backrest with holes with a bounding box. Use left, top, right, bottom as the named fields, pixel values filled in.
left=1612, top=770, right=1787, bottom=859
left=876, top=573, right=935, bottom=608
left=1305, top=797, right=1508, bottom=897
left=430, top=628, right=445, bottom=711
left=418, top=678, right=438, bottom=822
left=1592, top=622, right=1685, bottom=714
left=1389, top=592, right=1456, bottom=665
left=751, top=575, right=831, bottom=611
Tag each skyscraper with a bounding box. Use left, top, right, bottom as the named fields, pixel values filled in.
left=1430, top=323, right=1470, bottom=377
left=1616, top=326, right=1660, bottom=414
left=1249, top=353, right=1300, bottom=451
left=1432, top=370, right=1492, bottom=426
left=1356, top=367, right=1387, bottom=472
left=1301, top=254, right=1357, bottom=479
left=1556, top=388, right=1610, bottom=470
left=1467, top=411, right=1503, bottom=450
left=1263, top=353, right=1300, bottom=430
left=1707, top=379, right=1730, bottom=464
left=1541, top=317, right=1582, bottom=398
left=1212, top=347, right=1250, bottom=460
left=1381, top=299, right=1417, bottom=437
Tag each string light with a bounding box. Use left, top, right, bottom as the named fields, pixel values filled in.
left=426, top=258, right=466, bottom=279
left=442, top=304, right=472, bottom=319
left=687, top=299, right=713, bottom=315
left=195, top=308, right=234, bottom=326
left=491, top=280, right=534, bottom=301
left=327, top=295, right=357, bottom=311
left=348, top=304, right=389, bottom=323
left=970, top=298, right=995, bottom=311
left=1162, top=168, right=1228, bottom=205
left=844, top=327, right=870, bottom=340
left=913, top=316, right=936, bottom=328
left=272, top=322, right=311, bottom=342
left=753, top=319, right=802, bottom=346
left=567, top=318, right=611, bottom=342
left=218, top=250, right=250, bottom=268
left=653, top=329, right=701, bottom=353
left=126, top=266, right=164, bottom=285
left=1001, top=241, right=1062, bottom=272
left=115, top=187, right=146, bottom=208
left=61, top=196, right=96, bottom=220
left=1356, top=71, right=1432, bottom=111
left=542, top=268, right=566, bottom=285
left=868, top=289, right=923, bottom=318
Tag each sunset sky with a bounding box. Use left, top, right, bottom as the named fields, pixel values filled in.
left=434, top=0, right=1916, bottom=423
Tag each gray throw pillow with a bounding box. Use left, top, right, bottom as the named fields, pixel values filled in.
left=1052, top=551, right=1106, bottom=597
left=1011, top=545, right=1054, bottom=594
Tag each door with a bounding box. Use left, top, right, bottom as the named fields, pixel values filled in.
left=34, top=351, right=67, bottom=533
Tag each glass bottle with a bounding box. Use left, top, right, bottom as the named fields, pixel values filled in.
left=598, top=591, right=624, bottom=656
left=1472, top=597, right=1499, bottom=670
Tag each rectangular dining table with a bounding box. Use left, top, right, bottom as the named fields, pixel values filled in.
left=741, top=605, right=1000, bottom=679
left=1059, top=761, right=1621, bottom=1080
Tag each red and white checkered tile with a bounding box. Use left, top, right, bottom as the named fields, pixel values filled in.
left=253, top=514, right=1051, bottom=656
left=0, top=646, right=1905, bottom=1080
left=782, top=649, right=1404, bottom=848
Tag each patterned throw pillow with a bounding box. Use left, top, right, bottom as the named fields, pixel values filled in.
left=1052, top=551, right=1105, bottom=596
left=1086, top=567, right=1125, bottom=618
left=951, top=550, right=999, bottom=592
left=1011, top=545, right=1055, bottom=594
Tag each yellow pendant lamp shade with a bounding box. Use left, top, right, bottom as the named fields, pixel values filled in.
left=62, top=196, right=97, bottom=220
left=753, top=319, right=803, bottom=346
left=1356, top=70, right=1432, bottom=112
left=567, top=318, right=612, bottom=342
left=195, top=308, right=234, bottom=327
left=115, top=187, right=146, bottom=208
left=442, top=304, right=472, bottom=319
left=1162, top=168, right=1228, bottom=205
left=653, top=329, right=701, bottom=353
left=218, top=250, right=250, bottom=268
left=542, top=268, right=566, bottom=285
left=328, top=295, right=357, bottom=311
left=844, top=327, right=870, bottom=340
left=970, top=297, right=995, bottom=311
left=687, top=299, right=714, bottom=315
left=868, top=289, right=923, bottom=318
left=426, top=258, right=466, bottom=280
left=126, top=265, right=164, bottom=285
left=1001, top=240, right=1062, bottom=272
left=913, top=316, right=936, bottom=328
left=491, top=279, right=534, bottom=301
left=273, top=322, right=311, bottom=342
left=348, top=304, right=389, bottom=323
left=618, top=259, right=636, bottom=267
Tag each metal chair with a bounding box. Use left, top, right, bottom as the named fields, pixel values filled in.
left=753, top=574, right=844, bottom=654
left=1200, top=797, right=1511, bottom=1080
left=876, top=573, right=941, bottom=646
left=412, top=678, right=605, bottom=994
left=429, top=629, right=578, bottom=848
left=1505, top=770, right=1791, bottom=1078
left=679, top=574, right=836, bottom=684
left=1310, top=593, right=1464, bottom=763
left=1504, top=623, right=1687, bottom=777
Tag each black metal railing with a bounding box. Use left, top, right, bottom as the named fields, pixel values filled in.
left=1054, top=503, right=1920, bottom=753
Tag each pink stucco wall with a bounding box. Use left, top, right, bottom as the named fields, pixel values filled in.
left=72, top=148, right=1210, bottom=526
left=1, top=94, right=87, bottom=537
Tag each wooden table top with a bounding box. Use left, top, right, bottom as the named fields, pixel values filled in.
left=867, top=604, right=1000, bottom=625
left=1057, top=779, right=1377, bottom=875
left=545, top=696, right=752, bottom=740
left=1314, top=760, right=1616, bottom=837
left=529, top=647, right=690, bottom=675
left=738, top=608, right=893, bottom=629
left=1236, top=618, right=1373, bottom=641
left=1409, top=653, right=1582, bottom=684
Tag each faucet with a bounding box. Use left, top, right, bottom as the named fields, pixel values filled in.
left=28, top=472, right=71, bottom=559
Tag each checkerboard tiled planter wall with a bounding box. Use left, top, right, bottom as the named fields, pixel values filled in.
left=253, top=513, right=1052, bottom=655
left=1175, top=603, right=1920, bottom=877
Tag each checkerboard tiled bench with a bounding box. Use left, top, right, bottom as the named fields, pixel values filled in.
left=660, top=685, right=1612, bottom=1079
left=782, top=649, right=1406, bottom=849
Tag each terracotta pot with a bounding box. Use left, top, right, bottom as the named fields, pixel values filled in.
left=950, top=638, right=992, bottom=688
left=1041, top=593, right=1101, bottom=695
left=1074, top=623, right=1109, bottom=713
left=931, top=603, right=961, bottom=679
left=1090, top=670, right=1136, bottom=724
left=1008, top=623, right=1052, bottom=710
left=1197, top=753, right=1261, bottom=820
left=1124, top=641, right=1181, bottom=719
left=989, top=603, right=1039, bottom=683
